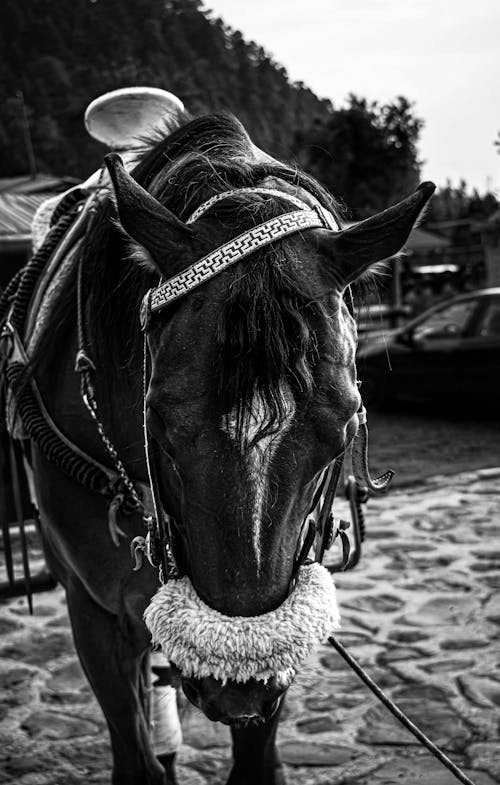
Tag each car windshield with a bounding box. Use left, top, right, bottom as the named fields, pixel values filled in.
left=413, top=300, right=477, bottom=340
left=478, top=299, right=500, bottom=337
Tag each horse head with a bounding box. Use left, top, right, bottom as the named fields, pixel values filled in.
left=105, top=115, right=434, bottom=725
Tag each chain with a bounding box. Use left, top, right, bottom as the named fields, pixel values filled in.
left=75, top=232, right=143, bottom=513
left=79, top=372, right=142, bottom=510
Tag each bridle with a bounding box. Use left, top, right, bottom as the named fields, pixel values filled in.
left=134, top=185, right=393, bottom=585
left=77, top=178, right=478, bottom=785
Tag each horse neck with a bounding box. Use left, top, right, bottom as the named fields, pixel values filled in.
left=86, top=298, right=147, bottom=481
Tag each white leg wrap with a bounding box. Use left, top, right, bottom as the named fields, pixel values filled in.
left=150, top=652, right=182, bottom=756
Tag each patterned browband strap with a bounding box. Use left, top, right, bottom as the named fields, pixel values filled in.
left=140, top=187, right=339, bottom=330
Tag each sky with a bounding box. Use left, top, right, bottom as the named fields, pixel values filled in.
left=205, top=0, right=499, bottom=194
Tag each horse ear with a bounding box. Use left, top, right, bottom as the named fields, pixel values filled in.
left=322, top=182, right=436, bottom=287
left=104, top=153, right=194, bottom=263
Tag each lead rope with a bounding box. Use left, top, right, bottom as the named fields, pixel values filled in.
left=328, top=636, right=476, bottom=785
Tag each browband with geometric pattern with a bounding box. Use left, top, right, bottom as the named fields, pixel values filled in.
left=140, top=188, right=338, bottom=329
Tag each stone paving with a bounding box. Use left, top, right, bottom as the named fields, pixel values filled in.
left=1, top=468, right=499, bottom=785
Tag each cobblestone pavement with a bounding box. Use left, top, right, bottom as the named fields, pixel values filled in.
left=1, top=468, right=499, bottom=785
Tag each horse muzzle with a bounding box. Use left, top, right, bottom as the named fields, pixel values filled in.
left=181, top=674, right=286, bottom=725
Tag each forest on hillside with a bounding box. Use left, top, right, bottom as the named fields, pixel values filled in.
left=1, top=0, right=330, bottom=177
left=1, top=0, right=497, bottom=222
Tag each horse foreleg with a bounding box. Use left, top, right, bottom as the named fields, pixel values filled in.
left=66, top=575, right=171, bottom=785
left=148, top=651, right=182, bottom=785
left=227, top=698, right=286, bottom=785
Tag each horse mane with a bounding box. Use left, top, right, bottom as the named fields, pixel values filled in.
left=34, top=113, right=346, bottom=443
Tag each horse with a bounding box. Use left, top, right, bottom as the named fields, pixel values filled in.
left=12, top=112, right=434, bottom=785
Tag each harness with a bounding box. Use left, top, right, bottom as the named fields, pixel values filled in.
left=0, top=178, right=477, bottom=785
left=0, top=188, right=155, bottom=592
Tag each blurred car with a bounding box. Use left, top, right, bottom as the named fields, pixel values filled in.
left=356, top=288, right=500, bottom=408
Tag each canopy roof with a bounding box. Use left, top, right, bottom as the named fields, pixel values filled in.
left=0, top=175, right=77, bottom=251
left=405, top=226, right=450, bottom=251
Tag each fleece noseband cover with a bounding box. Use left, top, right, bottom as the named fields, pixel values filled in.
left=144, top=562, right=340, bottom=685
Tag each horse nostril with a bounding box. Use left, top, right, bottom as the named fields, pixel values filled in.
left=263, top=698, right=280, bottom=720
left=202, top=702, right=224, bottom=723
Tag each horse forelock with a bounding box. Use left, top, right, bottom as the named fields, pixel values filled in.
left=216, top=241, right=336, bottom=451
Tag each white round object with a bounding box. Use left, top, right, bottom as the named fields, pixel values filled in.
left=84, top=87, right=185, bottom=149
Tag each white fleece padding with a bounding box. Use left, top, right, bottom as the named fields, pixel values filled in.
left=144, top=563, right=340, bottom=684
left=31, top=194, right=61, bottom=252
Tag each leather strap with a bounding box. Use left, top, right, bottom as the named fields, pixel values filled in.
left=8, top=440, right=33, bottom=612
left=147, top=209, right=324, bottom=316
left=185, top=187, right=328, bottom=224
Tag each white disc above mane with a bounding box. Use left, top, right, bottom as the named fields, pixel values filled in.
left=84, top=87, right=185, bottom=150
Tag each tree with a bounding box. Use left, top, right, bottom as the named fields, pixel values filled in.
left=294, top=95, right=423, bottom=217
left=423, top=180, right=498, bottom=228
left=1, top=0, right=421, bottom=190
left=1, top=0, right=339, bottom=177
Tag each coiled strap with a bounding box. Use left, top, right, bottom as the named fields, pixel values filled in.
left=352, top=408, right=394, bottom=495
left=5, top=361, right=113, bottom=498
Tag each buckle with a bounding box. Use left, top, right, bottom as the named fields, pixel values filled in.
left=140, top=290, right=152, bottom=332
left=74, top=349, right=96, bottom=373
left=314, top=204, right=338, bottom=231
left=0, top=320, right=14, bottom=363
